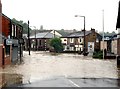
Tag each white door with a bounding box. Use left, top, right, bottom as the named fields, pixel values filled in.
left=88, top=42, right=94, bottom=52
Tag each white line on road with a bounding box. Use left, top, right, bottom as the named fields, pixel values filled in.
left=68, top=79, right=80, bottom=87
left=64, top=74, right=80, bottom=87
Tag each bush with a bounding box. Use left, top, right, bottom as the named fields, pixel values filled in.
left=50, top=38, right=63, bottom=53
left=92, top=50, right=103, bottom=59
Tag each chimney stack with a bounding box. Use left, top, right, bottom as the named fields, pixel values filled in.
left=81, top=29, right=84, bottom=32
left=91, top=28, right=95, bottom=33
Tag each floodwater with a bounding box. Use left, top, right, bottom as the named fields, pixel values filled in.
left=0, top=51, right=119, bottom=87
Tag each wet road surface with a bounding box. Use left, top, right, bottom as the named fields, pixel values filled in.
left=0, top=51, right=119, bottom=87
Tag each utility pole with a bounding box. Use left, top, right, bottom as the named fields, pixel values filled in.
left=54, top=30, right=55, bottom=38
left=102, top=10, right=105, bottom=60
left=75, top=15, right=86, bottom=55
left=28, top=20, right=30, bottom=55
left=83, top=16, right=86, bottom=55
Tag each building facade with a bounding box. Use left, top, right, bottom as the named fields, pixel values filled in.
left=2, top=14, right=12, bottom=67
left=30, top=30, right=62, bottom=51
left=61, top=29, right=102, bottom=53
left=10, top=21, right=23, bottom=63
left=0, top=13, right=23, bottom=67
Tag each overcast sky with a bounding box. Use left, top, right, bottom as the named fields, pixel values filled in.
left=1, top=0, right=119, bottom=32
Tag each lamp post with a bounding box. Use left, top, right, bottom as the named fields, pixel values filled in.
left=75, top=15, right=86, bottom=55
left=28, top=20, right=30, bottom=55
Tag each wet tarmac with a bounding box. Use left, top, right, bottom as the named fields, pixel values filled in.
left=0, top=51, right=119, bottom=87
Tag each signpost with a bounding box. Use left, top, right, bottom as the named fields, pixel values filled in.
left=6, top=39, right=12, bottom=45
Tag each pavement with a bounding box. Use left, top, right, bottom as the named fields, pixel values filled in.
left=9, top=77, right=120, bottom=87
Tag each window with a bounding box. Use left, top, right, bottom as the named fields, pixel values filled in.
left=15, top=25, right=16, bottom=37
left=16, top=26, right=19, bottom=38
left=39, top=40, right=41, bottom=45
left=80, top=39, right=81, bottom=42
left=70, top=38, right=74, bottom=43
left=12, top=25, right=14, bottom=37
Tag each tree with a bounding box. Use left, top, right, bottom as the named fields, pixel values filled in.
left=11, top=18, right=31, bottom=34
left=99, top=31, right=116, bottom=36
left=50, top=38, right=63, bottom=53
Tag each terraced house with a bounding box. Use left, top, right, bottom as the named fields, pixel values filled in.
left=30, top=30, right=62, bottom=51
left=0, top=13, right=23, bottom=67
left=61, top=29, right=102, bottom=53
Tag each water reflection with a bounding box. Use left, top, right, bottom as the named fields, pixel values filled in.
left=0, top=73, right=23, bottom=88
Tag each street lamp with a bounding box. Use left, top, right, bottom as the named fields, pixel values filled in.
left=75, top=15, right=86, bottom=55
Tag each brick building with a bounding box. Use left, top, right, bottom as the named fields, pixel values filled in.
left=61, top=29, right=102, bottom=53
left=30, top=30, right=62, bottom=51
left=0, top=13, right=23, bottom=67
left=2, top=14, right=11, bottom=67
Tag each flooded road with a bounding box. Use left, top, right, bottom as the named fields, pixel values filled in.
left=0, top=51, right=119, bottom=87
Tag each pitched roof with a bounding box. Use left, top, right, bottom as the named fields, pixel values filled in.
left=57, top=29, right=77, bottom=37
left=30, top=30, right=52, bottom=36
left=67, top=31, right=91, bottom=38
left=30, top=32, right=60, bottom=39
left=57, top=30, right=70, bottom=37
